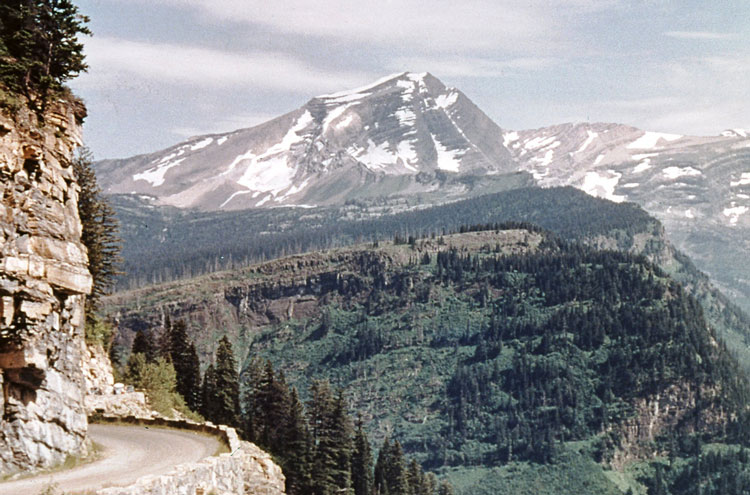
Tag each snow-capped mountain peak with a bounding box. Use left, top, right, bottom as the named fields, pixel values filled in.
left=96, top=72, right=514, bottom=210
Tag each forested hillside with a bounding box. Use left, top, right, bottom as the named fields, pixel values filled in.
left=111, top=186, right=649, bottom=289
left=111, top=187, right=750, bottom=376
left=104, top=228, right=750, bottom=494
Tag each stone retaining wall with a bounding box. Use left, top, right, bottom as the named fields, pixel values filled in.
left=92, top=415, right=285, bottom=495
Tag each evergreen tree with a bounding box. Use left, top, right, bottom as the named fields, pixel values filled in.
left=212, top=336, right=240, bottom=426
left=309, top=380, right=353, bottom=495
left=241, top=356, right=265, bottom=441
left=183, top=342, right=201, bottom=412
left=167, top=319, right=201, bottom=412
left=72, top=147, right=121, bottom=322
left=374, top=437, right=392, bottom=495
left=254, top=360, right=291, bottom=449
left=131, top=330, right=157, bottom=363
left=352, top=417, right=374, bottom=495
left=0, top=0, right=90, bottom=113
left=283, top=387, right=314, bottom=495
left=200, top=363, right=216, bottom=421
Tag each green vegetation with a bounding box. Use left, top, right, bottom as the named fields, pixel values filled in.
left=111, top=187, right=654, bottom=290
left=0, top=0, right=90, bottom=115
left=74, top=147, right=122, bottom=323
left=221, top=231, right=749, bottom=493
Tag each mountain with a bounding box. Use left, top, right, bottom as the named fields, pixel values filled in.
left=103, top=227, right=750, bottom=495
left=505, top=122, right=750, bottom=311
left=96, top=72, right=517, bottom=210
left=94, top=72, right=750, bottom=313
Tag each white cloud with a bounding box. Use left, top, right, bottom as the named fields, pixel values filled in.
left=77, top=36, right=374, bottom=93
left=139, top=0, right=563, bottom=52
left=664, top=31, right=736, bottom=40
left=389, top=56, right=557, bottom=78
left=171, top=112, right=279, bottom=138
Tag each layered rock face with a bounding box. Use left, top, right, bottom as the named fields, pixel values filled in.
left=0, top=102, right=92, bottom=474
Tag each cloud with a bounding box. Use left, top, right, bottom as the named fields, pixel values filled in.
left=139, top=0, right=566, bottom=53
left=664, top=31, right=736, bottom=40
left=171, top=112, right=280, bottom=138
left=77, top=36, right=374, bottom=93
left=389, top=56, right=557, bottom=78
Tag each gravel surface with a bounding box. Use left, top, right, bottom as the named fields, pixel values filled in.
left=0, top=424, right=220, bottom=495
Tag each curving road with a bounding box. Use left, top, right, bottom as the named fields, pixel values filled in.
left=0, top=424, right=220, bottom=495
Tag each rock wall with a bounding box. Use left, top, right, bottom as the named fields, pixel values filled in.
left=94, top=416, right=285, bottom=495
left=0, top=101, right=92, bottom=474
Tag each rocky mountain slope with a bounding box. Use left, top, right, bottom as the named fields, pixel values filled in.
left=0, top=99, right=93, bottom=474
left=94, top=72, right=750, bottom=313
left=96, top=72, right=517, bottom=210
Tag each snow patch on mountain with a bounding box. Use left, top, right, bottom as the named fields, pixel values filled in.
left=626, top=131, right=682, bottom=149
left=394, top=107, right=417, bottom=128
left=633, top=160, right=652, bottom=174
left=581, top=170, right=625, bottom=203
left=431, top=134, right=462, bottom=172
left=190, top=137, right=213, bottom=151
left=318, top=72, right=405, bottom=99
left=503, top=131, right=520, bottom=148
left=576, top=130, right=598, bottom=153
left=133, top=157, right=186, bottom=187
left=723, top=204, right=749, bottom=225
left=731, top=173, right=750, bottom=187
left=323, top=103, right=357, bottom=132
left=436, top=92, right=459, bottom=109
left=663, top=166, right=701, bottom=179
left=524, top=136, right=559, bottom=151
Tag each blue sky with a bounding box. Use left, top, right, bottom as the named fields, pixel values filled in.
left=70, top=0, right=750, bottom=159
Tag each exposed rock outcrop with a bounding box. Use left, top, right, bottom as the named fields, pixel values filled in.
left=0, top=101, right=92, bottom=474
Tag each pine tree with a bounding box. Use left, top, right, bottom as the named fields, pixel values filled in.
left=309, top=380, right=354, bottom=495
left=212, top=336, right=240, bottom=426
left=183, top=342, right=201, bottom=412
left=241, top=356, right=265, bottom=441
left=351, top=417, right=374, bottom=495
left=167, top=319, right=201, bottom=412
left=200, top=363, right=216, bottom=421
left=131, top=330, right=157, bottom=363
left=254, top=360, right=291, bottom=449
left=72, top=147, right=121, bottom=322
left=374, top=437, right=392, bottom=495
left=0, top=0, right=91, bottom=114
left=387, top=441, right=409, bottom=495
left=283, top=387, right=313, bottom=495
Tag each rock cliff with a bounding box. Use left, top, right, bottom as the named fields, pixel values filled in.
left=0, top=100, right=93, bottom=474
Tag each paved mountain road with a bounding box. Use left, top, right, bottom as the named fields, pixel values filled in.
left=0, top=424, right=220, bottom=495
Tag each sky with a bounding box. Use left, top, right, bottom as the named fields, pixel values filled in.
left=69, top=0, right=750, bottom=160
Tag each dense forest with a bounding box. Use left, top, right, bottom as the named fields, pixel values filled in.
left=110, top=227, right=750, bottom=494
left=111, top=186, right=656, bottom=290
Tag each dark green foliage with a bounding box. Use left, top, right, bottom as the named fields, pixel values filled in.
left=199, top=363, right=216, bottom=420
left=352, top=418, right=374, bottom=495
left=73, top=148, right=121, bottom=322
left=111, top=187, right=654, bottom=290
left=167, top=320, right=201, bottom=412
left=636, top=446, right=750, bottom=495
left=309, top=381, right=353, bottom=495
left=0, top=0, right=89, bottom=114
left=239, top=232, right=749, bottom=477
left=283, top=387, right=314, bottom=495
left=131, top=329, right=157, bottom=363
left=210, top=336, right=240, bottom=426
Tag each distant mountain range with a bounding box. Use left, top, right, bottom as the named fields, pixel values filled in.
left=94, top=72, right=750, bottom=312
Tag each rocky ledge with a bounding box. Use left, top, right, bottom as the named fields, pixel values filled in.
left=0, top=100, right=92, bottom=474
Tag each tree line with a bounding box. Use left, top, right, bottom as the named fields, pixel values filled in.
left=122, top=322, right=453, bottom=495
